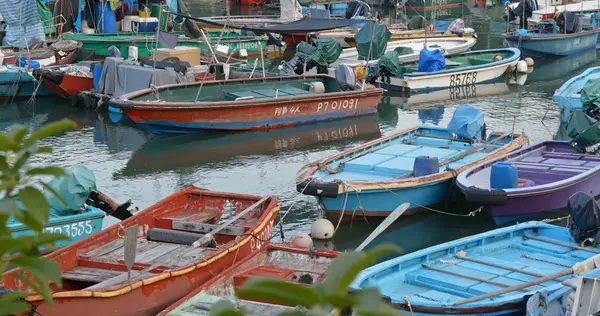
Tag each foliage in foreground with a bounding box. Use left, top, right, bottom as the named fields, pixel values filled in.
left=211, top=244, right=406, bottom=316
left=0, top=119, right=78, bottom=314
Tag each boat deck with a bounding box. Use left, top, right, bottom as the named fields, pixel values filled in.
left=316, top=127, right=507, bottom=183
left=466, top=142, right=600, bottom=189
left=354, top=223, right=600, bottom=309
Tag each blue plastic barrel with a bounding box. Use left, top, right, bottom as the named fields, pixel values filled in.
left=94, top=2, right=117, bottom=33
left=490, top=162, right=518, bottom=189
left=413, top=156, right=439, bottom=177
left=92, top=64, right=104, bottom=91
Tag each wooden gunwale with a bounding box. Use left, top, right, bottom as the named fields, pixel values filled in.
left=298, top=127, right=529, bottom=192
left=501, top=28, right=600, bottom=40
left=19, top=187, right=279, bottom=302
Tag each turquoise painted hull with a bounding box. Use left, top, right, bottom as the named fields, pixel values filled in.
left=9, top=206, right=105, bottom=247
left=318, top=180, right=452, bottom=216
left=503, top=30, right=600, bottom=56
left=554, top=66, right=600, bottom=122
left=0, top=68, right=50, bottom=99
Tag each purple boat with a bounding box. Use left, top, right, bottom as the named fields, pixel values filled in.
left=456, top=141, right=600, bottom=224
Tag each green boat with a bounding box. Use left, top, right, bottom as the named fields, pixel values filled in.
left=62, top=31, right=268, bottom=58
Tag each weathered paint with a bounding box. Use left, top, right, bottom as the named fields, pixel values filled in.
left=111, top=75, right=384, bottom=133
left=2, top=186, right=279, bottom=316
left=159, top=244, right=339, bottom=315
left=502, top=29, right=600, bottom=56
left=43, top=73, right=94, bottom=99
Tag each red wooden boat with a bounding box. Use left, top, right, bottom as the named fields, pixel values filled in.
left=159, top=243, right=339, bottom=315
left=109, top=74, right=384, bottom=134
left=36, top=64, right=94, bottom=100
left=2, top=186, right=279, bottom=316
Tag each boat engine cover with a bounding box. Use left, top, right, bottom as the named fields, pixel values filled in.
left=335, top=64, right=359, bottom=91
left=568, top=192, right=600, bottom=245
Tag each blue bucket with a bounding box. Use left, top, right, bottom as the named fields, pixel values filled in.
left=490, top=162, right=518, bottom=189
left=413, top=156, right=440, bottom=177
left=92, top=64, right=104, bottom=91
left=94, top=2, right=117, bottom=33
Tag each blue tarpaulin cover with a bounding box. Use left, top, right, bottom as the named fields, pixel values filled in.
left=417, top=49, right=446, bottom=73
left=43, top=165, right=97, bottom=216
left=447, top=104, right=485, bottom=140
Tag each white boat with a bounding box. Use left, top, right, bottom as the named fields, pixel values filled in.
left=332, top=37, right=477, bottom=67
left=377, top=48, right=521, bottom=94
left=529, top=0, right=599, bottom=24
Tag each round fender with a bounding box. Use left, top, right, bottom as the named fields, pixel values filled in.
left=463, top=186, right=508, bottom=205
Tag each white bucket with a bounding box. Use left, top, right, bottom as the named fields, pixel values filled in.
left=128, top=46, right=139, bottom=60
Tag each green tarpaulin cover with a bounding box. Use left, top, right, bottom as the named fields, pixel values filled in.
left=378, top=51, right=401, bottom=74
left=566, top=110, right=596, bottom=139
left=296, top=38, right=342, bottom=66
left=355, top=23, right=391, bottom=60
left=43, top=165, right=97, bottom=215
left=573, top=120, right=600, bottom=152
left=581, top=78, right=600, bottom=112
left=36, top=0, right=55, bottom=35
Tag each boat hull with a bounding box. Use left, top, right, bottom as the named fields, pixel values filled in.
left=42, top=74, right=94, bottom=99
left=404, top=0, right=465, bottom=11
left=9, top=207, right=105, bottom=247
left=503, top=30, right=600, bottom=56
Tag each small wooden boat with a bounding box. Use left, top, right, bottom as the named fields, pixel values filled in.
left=109, top=75, right=384, bottom=134
left=2, top=186, right=279, bottom=315
left=501, top=19, right=600, bottom=56
left=296, top=105, right=528, bottom=220
left=34, top=63, right=94, bottom=102
left=62, top=31, right=268, bottom=59
left=161, top=293, right=297, bottom=315
left=340, top=30, right=476, bottom=48
left=350, top=221, right=600, bottom=315
left=158, top=243, right=338, bottom=315
left=369, top=48, right=520, bottom=94
left=457, top=141, right=600, bottom=224
left=554, top=66, right=600, bottom=122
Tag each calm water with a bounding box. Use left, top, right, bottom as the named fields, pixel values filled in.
left=10, top=2, right=589, bottom=254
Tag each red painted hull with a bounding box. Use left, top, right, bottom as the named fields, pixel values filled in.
left=3, top=186, right=279, bottom=316
left=43, top=74, right=93, bottom=98
left=283, top=33, right=308, bottom=45
left=111, top=75, right=384, bottom=133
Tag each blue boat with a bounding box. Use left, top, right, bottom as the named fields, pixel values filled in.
left=350, top=221, right=600, bottom=315
left=296, top=105, right=529, bottom=220
left=0, top=66, right=50, bottom=101
left=8, top=165, right=132, bottom=248
left=554, top=66, right=600, bottom=123
left=502, top=15, right=600, bottom=57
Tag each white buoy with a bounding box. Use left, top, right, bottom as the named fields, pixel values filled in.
left=288, top=232, right=313, bottom=249
left=516, top=74, right=528, bottom=86
left=516, top=60, right=528, bottom=73
left=311, top=218, right=335, bottom=240
left=312, top=239, right=336, bottom=251
left=525, top=57, right=534, bottom=67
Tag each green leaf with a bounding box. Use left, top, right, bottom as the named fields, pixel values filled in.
left=0, top=291, right=28, bottom=315
left=17, top=187, right=49, bottom=227
left=351, top=287, right=404, bottom=316
left=12, top=255, right=63, bottom=289
left=14, top=274, right=53, bottom=305
left=0, top=198, right=21, bottom=216
left=321, top=245, right=400, bottom=297
left=209, top=300, right=245, bottom=316
left=0, top=134, right=19, bottom=151
left=14, top=209, right=44, bottom=232
left=11, top=152, right=30, bottom=175
left=26, top=167, right=64, bottom=177
left=23, top=119, right=77, bottom=147
left=39, top=181, right=67, bottom=207
left=277, top=311, right=309, bottom=316
left=237, top=278, right=324, bottom=308
left=7, top=125, right=29, bottom=145
left=325, top=293, right=358, bottom=309
left=0, top=156, right=9, bottom=172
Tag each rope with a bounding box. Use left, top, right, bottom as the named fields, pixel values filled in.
left=404, top=296, right=415, bottom=316
left=375, top=183, right=482, bottom=217
left=334, top=191, right=349, bottom=233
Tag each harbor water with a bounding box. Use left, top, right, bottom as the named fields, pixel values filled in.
left=9, top=2, right=583, bottom=255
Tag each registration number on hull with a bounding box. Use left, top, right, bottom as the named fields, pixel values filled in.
left=44, top=220, right=94, bottom=239
left=316, top=99, right=359, bottom=112
left=450, top=72, right=477, bottom=86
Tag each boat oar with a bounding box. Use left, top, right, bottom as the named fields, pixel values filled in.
left=191, top=196, right=270, bottom=248
left=355, top=203, right=410, bottom=252
left=454, top=253, right=600, bottom=306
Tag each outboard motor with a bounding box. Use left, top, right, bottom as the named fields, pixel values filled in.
left=335, top=64, right=360, bottom=91
left=568, top=192, right=600, bottom=246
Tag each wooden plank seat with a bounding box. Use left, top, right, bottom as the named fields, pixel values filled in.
left=171, top=221, right=246, bottom=236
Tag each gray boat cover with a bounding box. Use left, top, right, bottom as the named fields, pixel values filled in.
left=568, top=192, right=600, bottom=245
left=97, top=57, right=195, bottom=97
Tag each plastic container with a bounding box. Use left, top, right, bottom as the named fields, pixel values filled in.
left=490, top=162, right=518, bottom=189
left=128, top=46, right=139, bottom=60
left=94, top=2, right=117, bottom=33
left=0, top=51, right=4, bottom=66
left=151, top=4, right=169, bottom=31
left=413, top=156, right=440, bottom=177
left=92, top=64, right=104, bottom=91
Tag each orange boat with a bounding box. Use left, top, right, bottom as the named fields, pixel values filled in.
left=159, top=243, right=339, bottom=315
left=2, top=186, right=279, bottom=316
